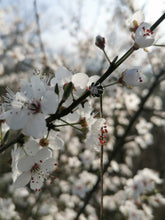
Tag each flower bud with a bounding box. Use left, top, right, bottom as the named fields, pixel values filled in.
left=95, top=35, right=105, bottom=50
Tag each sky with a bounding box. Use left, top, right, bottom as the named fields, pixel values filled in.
left=39, top=0, right=165, bottom=51
left=0, top=0, right=165, bottom=53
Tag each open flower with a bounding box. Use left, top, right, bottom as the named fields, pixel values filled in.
left=135, top=22, right=155, bottom=48
left=0, top=75, right=58, bottom=138
left=119, top=68, right=144, bottom=87
left=13, top=147, right=57, bottom=191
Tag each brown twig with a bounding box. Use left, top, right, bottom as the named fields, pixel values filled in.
left=33, top=0, right=47, bottom=64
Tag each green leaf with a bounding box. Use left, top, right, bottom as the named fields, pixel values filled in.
left=4, top=130, right=10, bottom=143
left=62, top=82, right=74, bottom=102
left=54, top=83, right=59, bottom=95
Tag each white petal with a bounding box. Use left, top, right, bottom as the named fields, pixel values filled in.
left=51, top=66, right=72, bottom=87
left=72, top=73, right=89, bottom=89
left=6, top=109, right=29, bottom=130
left=41, top=158, right=56, bottom=173
left=54, top=135, right=64, bottom=150
left=30, top=75, right=46, bottom=99
left=22, top=113, right=46, bottom=138
left=123, top=69, right=143, bottom=86
left=24, top=140, right=40, bottom=156
left=34, top=148, right=52, bottom=163
left=30, top=172, right=44, bottom=191
left=0, top=110, right=11, bottom=120
left=17, top=156, right=34, bottom=172
left=41, top=90, right=58, bottom=114
left=87, top=75, right=99, bottom=86
left=13, top=171, right=31, bottom=188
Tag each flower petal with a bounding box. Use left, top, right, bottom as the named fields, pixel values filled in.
left=30, top=172, right=44, bottom=191
left=72, top=73, right=89, bottom=89
left=41, top=158, right=56, bottom=173
left=17, top=156, right=34, bottom=172
left=34, top=148, right=52, bottom=163
left=6, top=109, right=29, bottom=130
left=41, top=90, right=58, bottom=114
left=51, top=66, right=72, bottom=87
left=87, top=75, right=99, bottom=87
left=24, top=140, right=40, bottom=156
left=22, top=113, right=46, bottom=138
left=30, top=75, right=46, bottom=99
left=13, top=171, right=31, bottom=188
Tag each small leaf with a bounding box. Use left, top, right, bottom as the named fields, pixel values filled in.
left=4, top=130, right=10, bottom=143
left=62, top=82, right=74, bottom=102
left=112, top=56, right=118, bottom=63
left=54, top=83, right=59, bottom=95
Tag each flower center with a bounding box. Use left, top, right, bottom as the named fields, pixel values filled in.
left=31, top=163, right=40, bottom=173
left=29, top=100, right=41, bottom=114
left=142, top=26, right=154, bottom=37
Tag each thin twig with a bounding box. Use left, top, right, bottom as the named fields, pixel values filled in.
left=0, top=133, right=24, bottom=153
left=33, top=0, right=47, bottom=64
left=99, top=94, right=103, bottom=220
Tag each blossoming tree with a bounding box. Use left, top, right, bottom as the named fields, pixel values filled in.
left=0, top=1, right=165, bottom=220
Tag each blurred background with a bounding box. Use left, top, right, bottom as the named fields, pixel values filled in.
left=0, top=0, right=165, bottom=219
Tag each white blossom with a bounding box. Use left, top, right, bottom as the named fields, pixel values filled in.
left=72, top=180, right=88, bottom=198
left=13, top=147, right=57, bottom=191
left=135, top=22, right=155, bottom=48
left=0, top=75, right=58, bottom=138
left=121, top=68, right=144, bottom=87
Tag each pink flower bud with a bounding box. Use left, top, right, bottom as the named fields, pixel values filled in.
left=95, top=35, right=105, bottom=50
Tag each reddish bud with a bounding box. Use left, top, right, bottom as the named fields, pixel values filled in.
left=95, top=35, right=105, bottom=50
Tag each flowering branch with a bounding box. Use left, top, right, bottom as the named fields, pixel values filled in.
left=74, top=68, right=165, bottom=220
left=0, top=13, right=164, bottom=156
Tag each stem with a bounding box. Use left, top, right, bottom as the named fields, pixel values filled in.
left=103, top=49, right=111, bottom=64
left=46, top=130, right=50, bottom=139
left=153, top=44, right=165, bottom=47
left=22, top=147, right=28, bottom=156
left=56, top=122, right=79, bottom=127
left=60, top=119, right=82, bottom=133
left=100, top=143, right=103, bottom=220
left=104, top=81, right=119, bottom=88
left=100, top=95, right=103, bottom=220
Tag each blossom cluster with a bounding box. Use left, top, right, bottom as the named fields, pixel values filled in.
left=0, top=3, right=165, bottom=220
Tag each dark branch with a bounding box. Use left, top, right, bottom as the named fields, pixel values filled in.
left=150, top=13, right=165, bottom=32
left=0, top=133, right=24, bottom=153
